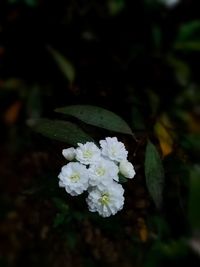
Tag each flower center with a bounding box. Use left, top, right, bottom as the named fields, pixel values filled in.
left=99, top=193, right=110, bottom=205
left=96, top=167, right=106, bottom=177
left=83, top=149, right=93, bottom=159
left=69, top=172, right=80, bottom=182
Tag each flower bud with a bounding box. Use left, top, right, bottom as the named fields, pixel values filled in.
left=62, top=148, right=76, bottom=161
left=119, top=160, right=135, bottom=179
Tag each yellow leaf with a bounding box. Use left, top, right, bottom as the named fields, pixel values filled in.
left=154, top=114, right=175, bottom=157
left=137, top=218, right=148, bottom=242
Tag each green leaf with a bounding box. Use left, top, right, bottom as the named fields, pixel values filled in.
left=55, top=105, right=134, bottom=136
left=145, top=141, right=165, bottom=209
left=47, top=46, right=75, bottom=83
left=31, top=118, right=93, bottom=145
left=176, top=21, right=200, bottom=42
left=189, top=166, right=200, bottom=230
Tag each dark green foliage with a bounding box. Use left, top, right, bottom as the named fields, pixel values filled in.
left=55, top=105, right=134, bottom=136
left=145, top=141, right=165, bottom=209
left=32, top=118, right=93, bottom=145
left=0, top=0, right=200, bottom=266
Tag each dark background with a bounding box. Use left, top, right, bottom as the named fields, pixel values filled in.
left=0, top=0, right=200, bottom=266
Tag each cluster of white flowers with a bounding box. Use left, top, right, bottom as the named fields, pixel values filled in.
left=58, top=137, right=136, bottom=217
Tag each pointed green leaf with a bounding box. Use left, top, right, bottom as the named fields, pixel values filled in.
left=55, top=105, right=134, bottom=136
left=145, top=141, right=165, bottom=209
left=32, top=118, right=93, bottom=145
left=47, top=46, right=75, bottom=83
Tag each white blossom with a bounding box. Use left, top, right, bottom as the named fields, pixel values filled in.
left=119, top=160, right=135, bottom=179
left=76, top=142, right=101, bottom=165
left=58, top=162, right=89, bottom=196
left=88, top=158, right=119, bottom=187
left=100, top=137, right=128, bottom=162
left=62, top=147, right=76, bottom=161
left=86, top=182, right=124, bottom=217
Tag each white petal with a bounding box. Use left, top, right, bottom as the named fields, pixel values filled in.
left=62, top=147, right=76, bottom=161
left=58, top=162, right=89, bottom=196
left=100, top=137, right=128, bottom=162
left=88, top=157, right=119, bottom=188
left=86, top=182, right=124, bottom=217
left=76, top=142, right=101, bottom=165
left=119, top=160, right=135, bottom=179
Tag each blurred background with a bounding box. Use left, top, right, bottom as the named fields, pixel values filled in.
left=0, top=0, right=200, bottom=266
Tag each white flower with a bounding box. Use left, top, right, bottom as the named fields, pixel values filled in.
left=100, top=137, right=128, bottom=162
left=160, top=0, right=180, bottom=8
left=76, top=142, right=101, bottom=165
left=62, top=147, right=76, bottom=161
left=86, top=182, right=124, bottom=217
left=88, top=158, right=119, bottom=187
left=58, top=162, right=89, bottom=196
left=119, top=160, right=135, bottom=179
